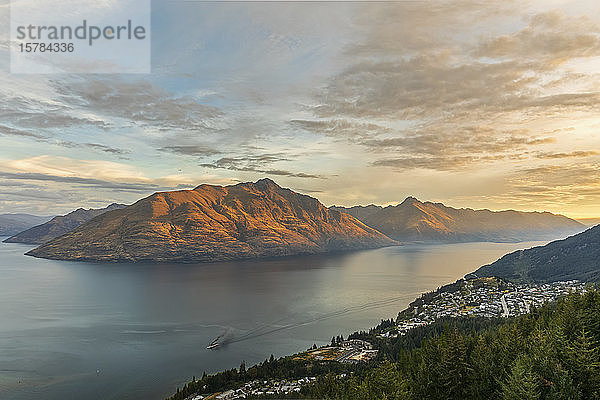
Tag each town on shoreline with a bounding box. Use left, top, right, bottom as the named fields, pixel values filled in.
left=387, top=277, right=585, bottom=338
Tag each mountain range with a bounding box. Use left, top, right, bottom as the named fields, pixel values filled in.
left=0, top=214, right=53, bottom=236
left=26, top=179, right=394, bottom=263
left=331, top=197, right=585, bottom=243
left=3, top=203, right=127, bottom=245
left=467, top=224, right=600, bottom=283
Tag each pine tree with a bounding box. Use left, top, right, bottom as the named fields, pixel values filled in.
left=566, top=328, right=600, bottom=398
left=359, top=360, right=409, bottom=400
left=439, top=328, right=472, bottom=398
left=501, top=357, right=540, bottom=400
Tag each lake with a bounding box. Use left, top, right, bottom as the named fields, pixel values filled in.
left=0, top=239, right=547, bottom=400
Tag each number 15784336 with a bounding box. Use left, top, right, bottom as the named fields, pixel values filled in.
left=19, top=42, right=74, bottom=52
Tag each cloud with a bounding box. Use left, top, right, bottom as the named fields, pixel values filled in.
left=159, top=145, right=221, bottom=157
left=513, top=164, right=600, bottom=188
left=290, top=119, right=390, bottom=139
left=53, top=78, right=224, bottom=132
left=361, top=127, right=555, bottom=155
left=0, top=156, right=159, bottom=192
left=0, top=77, right=133, bottom=157
left=372, top=154, right=510, bottom=171
left=54, top=141, right=131, bottom=156
left=82, top=143, right=130, bottom=155
left=0, top=171, right=159, bottom=192
left=475, top=11, right=600, bottom=63
left=0, top=189, right=72, bottom=201
left=481, top=162, right=600, bottom=212
left=348, top=0, right=517, bottom=56
left=1, top=155, right=147, bottom=184
left=0, top=91, right=107, bottom=130
left=293, top=3, right=600, bottom=172
left=535, top=151, right=599, bottom=159
left=0, top=124, right=46, bottom=139
left=0, top=124, right=130, bottom=157
left=312, top=57, right=600, bottom=120
left=200, top=153, right=324, bottom=179
left=0, top=155, right=241, bottom=197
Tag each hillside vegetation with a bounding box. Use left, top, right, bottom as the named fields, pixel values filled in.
left=470, top=225, right=600, bottom=283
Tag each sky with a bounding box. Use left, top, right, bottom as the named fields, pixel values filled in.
left=0, top=0, right=599, bottom=218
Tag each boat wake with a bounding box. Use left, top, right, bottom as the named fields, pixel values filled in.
left=226, top=293, right=417, bottom=345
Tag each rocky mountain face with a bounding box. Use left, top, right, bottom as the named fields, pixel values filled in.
left=27, top=179, right=395, bottom=263
left=0, top=214, right=53, bottom=236
left=331, top=197, right=585, bottom=243
left=3, top=203, right=127, bottom=244
left=467, top=225, right=600, bottom=283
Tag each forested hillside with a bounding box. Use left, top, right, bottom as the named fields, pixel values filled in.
left=470, top=225, right=600, bottom=283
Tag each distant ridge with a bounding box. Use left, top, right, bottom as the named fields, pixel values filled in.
left=3, top=203, right=127, bottom=244
left=467, top=225, right=600, bottom=283
left=331, top=198, right=585, bottom=243
left=0, top=214, right=53, bottom=237
left=26, top=179, right=395, bottom=263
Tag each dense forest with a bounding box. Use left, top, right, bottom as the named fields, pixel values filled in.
left=168, top=289, right=600, bottom=400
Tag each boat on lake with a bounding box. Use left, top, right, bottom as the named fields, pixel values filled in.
left=206, top=334, right=223, bottom=349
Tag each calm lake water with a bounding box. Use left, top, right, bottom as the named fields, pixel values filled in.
left=0, top=239, right=547, bottom=400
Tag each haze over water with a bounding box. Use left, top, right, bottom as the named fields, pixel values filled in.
left=0, top=239, right=547, bottom=400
